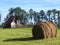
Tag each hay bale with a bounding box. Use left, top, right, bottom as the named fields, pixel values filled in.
left=32, top=25, right=44, bottom=39
left=41, top=22, right=52, bottom=39
left=32, top=21, right=57, bottom=39
left=45, top=21, right=57, bottom=37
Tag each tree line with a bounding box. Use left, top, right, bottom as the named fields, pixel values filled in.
left=4, top=7, right=60, bottom=26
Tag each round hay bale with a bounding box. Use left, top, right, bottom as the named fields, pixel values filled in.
left=32, top=21, right=57, bottom=39
left=41, top=22, right=52, bottom=39
left=32, top=25, right=44, bottom=39
left=45, top=21, right=57, bottom=37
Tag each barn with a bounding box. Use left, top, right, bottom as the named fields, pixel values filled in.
left=2, top=16, right=21, bottom=28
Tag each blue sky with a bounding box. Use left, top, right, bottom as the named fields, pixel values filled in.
left=0, top=0, right=60, bottom=23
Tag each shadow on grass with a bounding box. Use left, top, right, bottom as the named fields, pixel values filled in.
left=3, top=37, right=43, bottom=42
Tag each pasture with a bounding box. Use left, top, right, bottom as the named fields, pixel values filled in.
left=0, top=28, right=60, bottom=45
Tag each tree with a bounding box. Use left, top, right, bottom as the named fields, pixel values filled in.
left=52, top=9, right=57, bottom=22
left=47, top=10, right=51, bottom=21
left=33, top=11, right=37, bottom=24
left=0, top=11, right=1, bottom=21
left=36, top=12, right=40, bottom=22
left=29, top=9, right=34, bottom=20
left=20, top=11, right=28, bottom=24
left=14, top=7, right=22, bottom=16
left=23, top=12, right=28, bottom=24
left=6, top=7, right=60, bottom=26
left=9, top=8, right=14, bottom=16
left=56, top=10, right=60, bottom=27
left=39, top=10, right=45, bottom=21
left=8, top=7, right=27, bottom=24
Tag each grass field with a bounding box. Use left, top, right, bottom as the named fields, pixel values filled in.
left=0, top=28, right=60, bottom=45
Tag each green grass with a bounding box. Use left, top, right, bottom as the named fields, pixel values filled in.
left=0, top=28, right=60, bottom=45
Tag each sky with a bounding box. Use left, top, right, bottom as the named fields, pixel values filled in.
left=0, top=0, right=60, bottom=23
